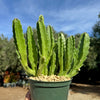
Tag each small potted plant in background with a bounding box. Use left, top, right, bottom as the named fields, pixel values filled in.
left=12, top=15, right=90, bottom=100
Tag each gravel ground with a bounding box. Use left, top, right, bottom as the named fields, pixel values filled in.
left=0, top=83, right=100, bottom=100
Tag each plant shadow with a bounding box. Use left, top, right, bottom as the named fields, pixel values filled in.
left=70, top=83, right=100, bottom=97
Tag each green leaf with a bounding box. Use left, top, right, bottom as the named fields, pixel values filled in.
left=68, top=33, right=90, bottom=77
left=64, top=36, right=75, bottom=74
left=37, top=15, right=48, bottom=57
left=58, top=33, right=65, bottom=75
left=12, top=18, right=34, bottom=75
left=49, top=51, right=56, bottom=75
left=27, top=26, right=38, bottom=75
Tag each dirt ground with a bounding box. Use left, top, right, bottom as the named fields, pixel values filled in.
left=0, top=83, right=100, bottom=100
left=69, top=83, right=100, bottom=100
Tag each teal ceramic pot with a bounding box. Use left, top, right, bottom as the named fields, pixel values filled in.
left=29, top=79, right=71, bottom=100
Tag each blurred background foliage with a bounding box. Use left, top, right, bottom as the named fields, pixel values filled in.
left=0, top=35, right=22, bottom=74
left=0, top=14, right=100, bottom=84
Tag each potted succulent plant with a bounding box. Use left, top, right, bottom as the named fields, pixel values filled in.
left=12, top=15, right=90, bottom=100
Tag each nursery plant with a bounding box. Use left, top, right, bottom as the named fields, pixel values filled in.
left=12, top=15, right=90, bottom=100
